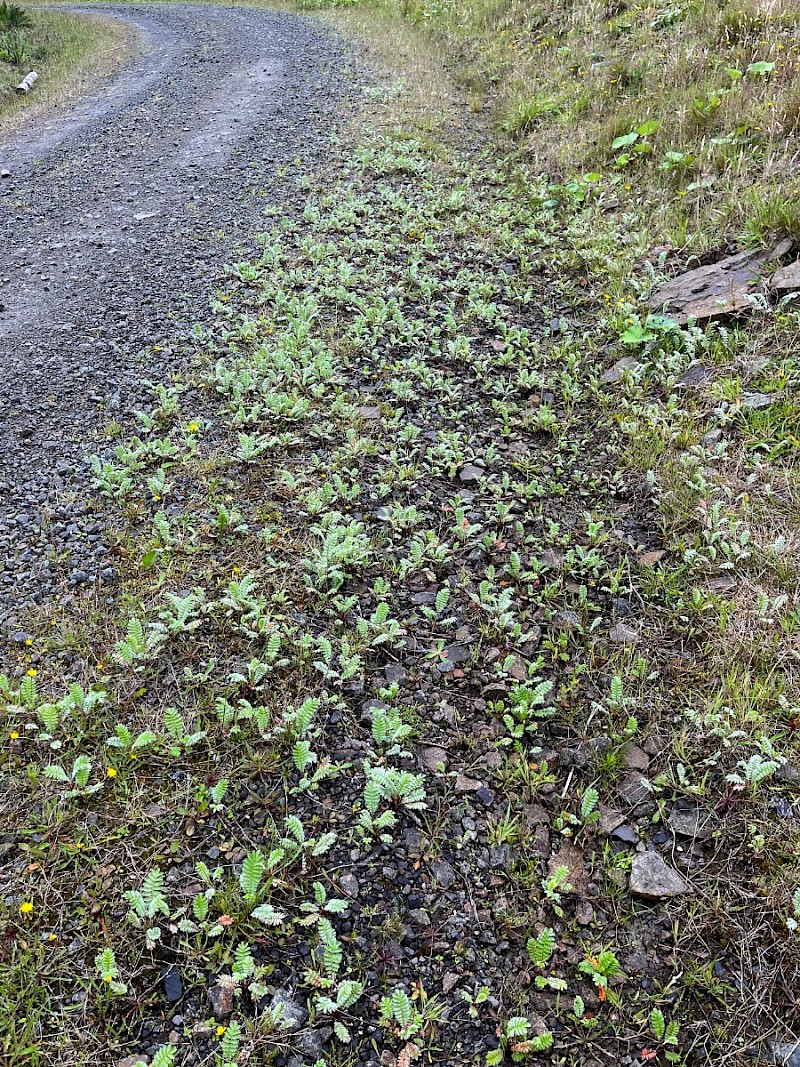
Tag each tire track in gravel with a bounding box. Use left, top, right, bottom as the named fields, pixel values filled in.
left=0, top=2, right=354, bottom=630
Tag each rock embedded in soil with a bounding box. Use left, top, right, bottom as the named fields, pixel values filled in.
left=458, top=463, right=484, bottom=483
left=739, top=391, right=776, bottom=412
left=768, top=1039, right=800, bottom=1066
left=339, top=871, right=359, bottom=897
left=668, top=806, right=712, bottom=840
left=160, top=965, right=183, bottom=1003
left=629, top=852, right=690, bottom=898
left=270, top=989, right=308, bottom=1032
left=770, top=260, right=800, bottom=295
left=548, top=840, right=590, bottom=896
left=609, top=621, right=638, bottom=644
left=430, top=858, right=455, bottom=888
left=648, top=240, right=793, bottom=324
left=602, top=355, right=640, bottom=384
left=624, top=744, right=650, bottom=772
left=207, top=976, right=236, bottom=1019
left=418, top=746, right=448, bottom=773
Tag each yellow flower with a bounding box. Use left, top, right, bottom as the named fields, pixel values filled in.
left=104, top=975, right=112, bottom=983
left=10, top=731, right=19, bottom=740
left=189, top=423, right=199, bottom=432
left=106, top=767, right=117, bottom=779
left=20, top=901, right=33, bottom=914
left=26, top=669, right=37, bottom=678
left=96, top=663, right=105, bottom=672
left=25, top=638, right=32, bottom=646
left=216, top=1026, right=227, bottom=1037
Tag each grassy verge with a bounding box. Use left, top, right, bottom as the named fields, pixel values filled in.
left=0, top=4, right=135, bottom=135
left=1, top=4, right=799, bottom=1067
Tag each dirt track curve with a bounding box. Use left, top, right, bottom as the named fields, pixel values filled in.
left=0, top=3, right=351, bottom=629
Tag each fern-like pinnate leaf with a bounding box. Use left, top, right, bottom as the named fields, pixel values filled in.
left=527, top=926, right=555, bottom=968
left=240, top=849, right=266, bottom=899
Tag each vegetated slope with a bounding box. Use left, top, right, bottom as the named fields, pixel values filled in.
left=0, top=3, right=133, bottom=131
left=0, top=6, right=799, bottom=1067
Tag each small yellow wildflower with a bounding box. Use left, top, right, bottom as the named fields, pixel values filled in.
left=10, top=731, right=19, bottom=740
left=189, top=422, right=200, bottom=432
left=106, top=767, right=117, bottom=779
left=20, top=901, right=33, bottom=915
left=216, top=1026, right=227, bottom=1037
left=26, top=668, right=37, bottom=678
left=25, top=638, right=32, bottom=646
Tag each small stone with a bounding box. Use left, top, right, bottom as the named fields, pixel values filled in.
left=575, top=899, right=594, bottom=925
left=455, top=774, right=481, bottom=792
left=489, top=844, right=512, bottom=871
left=771, top=258, right=800, bottom=293
left=475, top=786, right=495, bottom=807
left=380, top=1051, right=398, bottom=1067
left=160, top=965, right=183, bottom=1004
left=624, top=745, right=650, bottom=772
left=419, top=746, right=448, bottom=774
left=740, top=391, right=775, bottom=412
left=408, top=908, right=431, bottom=927
left=611, top=824, right=639, bottom=844
left=442, top=972, right=460, bottom=994
left=430, top=858, right=455, bottom=888
left=207, top=976, right=236, bottom=1019
left=384, top=663, right=407, bottom=685
left=458, top=463, right=484, bottom=483
left=548, top=840, right=590, bottom=896
left=638, top=550, right=665, bottom=566
left=708, top=575, right=737, bottom=594
left=629, top=852, right=690, bottom=898
left=602, top=355, right=640, bottom=384
left=674, top=365, right=716, bottom=390
left=552, top=609, right=581, bottom=631
left=599, top=805, right=625, bottom=835
left=609, top=621, right=638, bottom=644
left=339, top=871, right=359, bottom=897
left=358, top=405, right=381, bottom=419
left=117, top=1057, right=149, bottom=1067
left=1, top=168, right=10, bottom=178
left=668, top=806, right=712, bottom=840
left=619, top=773, right=651, bottom=807
left=269, top=988, right=307, bottom=1032
left=295, top=1029, right=325, bottom=1058
left=768, top=1040, right=800, bottom=1066
left=437, top=644, right=468, bottom=673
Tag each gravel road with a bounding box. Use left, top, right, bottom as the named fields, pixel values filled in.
left=0, top=3, right=353, bottom=630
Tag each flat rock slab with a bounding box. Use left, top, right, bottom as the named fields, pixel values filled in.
left=649, top=240, right=793, bottom=324
left=769, top=1040, right=800, bottom=1066
left=771, top=260, right=800, bottom=294
left=629, top=852, right=690, bottom=898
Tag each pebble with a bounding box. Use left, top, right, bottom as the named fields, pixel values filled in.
left=207, top=976, right=236, bottom=1019
left=339, top=871, right=359, bottom=897
left=629, top=852, right=691, bottom=898
left=160, top=965, right=183, bottom=1003
left=430, top=858, right=455, bottom=888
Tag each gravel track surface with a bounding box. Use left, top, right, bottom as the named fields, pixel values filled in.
left=0, top=3, right=351, bottom=630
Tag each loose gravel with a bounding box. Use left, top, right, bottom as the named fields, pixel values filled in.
left=0, top=2, right=355, bottom=631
